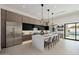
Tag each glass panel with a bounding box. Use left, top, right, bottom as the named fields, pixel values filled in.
left=65, top=24, right=75, bottom=39
left=76, top=23, right=79, bottom=40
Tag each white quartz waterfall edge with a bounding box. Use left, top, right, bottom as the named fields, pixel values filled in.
left=32, top=35, right=44, bottom=51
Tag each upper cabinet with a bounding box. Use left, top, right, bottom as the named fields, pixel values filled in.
left=23, top=16, right=41, bottom=25
left=5, top=9, right=46, bottom=26
left=22, top=23, right=49, bottom=30
left=6, top=10, right=22, bottom=23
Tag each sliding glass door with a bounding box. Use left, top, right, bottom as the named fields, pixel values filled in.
left=65, top=23, right=79, bottom=40
left=65, top=24, right=75, bottom=40
left=76, top=23, right=79, bottom=40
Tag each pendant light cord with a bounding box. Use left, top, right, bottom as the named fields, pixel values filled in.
left=41, top=4, right=44, bottom=25
left=47, top=9, right=49, bottom=25
left=52, top=13, right=53, bottom=25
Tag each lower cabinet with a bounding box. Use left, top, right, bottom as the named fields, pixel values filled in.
left=14, top=37, right=22, bottom=45
left=22, top=35, right=32, bottom=41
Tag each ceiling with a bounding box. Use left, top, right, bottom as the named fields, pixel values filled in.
left=2, top=4, right=79, bottom=20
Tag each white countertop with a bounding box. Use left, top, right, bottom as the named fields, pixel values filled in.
left=32, top=33, right=59, bottom=51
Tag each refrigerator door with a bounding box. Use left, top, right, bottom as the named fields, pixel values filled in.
left=6, top=21, right=16, bottom=47
left=6, top=21, right=22, bottom=47
left=14, top=23, right=22, bottom=45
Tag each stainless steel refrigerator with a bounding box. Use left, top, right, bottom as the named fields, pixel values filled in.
left=6, top=21, right=22, bottom=47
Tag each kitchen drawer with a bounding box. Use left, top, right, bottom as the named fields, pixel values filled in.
left=22, top=35, right=32, bottom=41
left=14, top=37, right=22, bottom=45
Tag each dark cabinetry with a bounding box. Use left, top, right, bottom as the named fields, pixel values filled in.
left=22, top=23, right=49, bottom=30
left=22, top=23, right=34, bottom=30
left=1, top=9, right=6, bottom=48
left=45, top=26, right=49, bottom=30
left=34, top=25, right=49, bottom=30
left=22, top=35, right=32, bottom=41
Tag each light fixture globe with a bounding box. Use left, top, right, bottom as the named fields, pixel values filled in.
left=52, top=12, right=54, bottom=25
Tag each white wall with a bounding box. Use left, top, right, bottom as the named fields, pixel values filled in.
left=53, top=11, right=79, bottom=25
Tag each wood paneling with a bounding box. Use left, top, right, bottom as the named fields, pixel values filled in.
left=6, top=10, right=46, bottom=25
left=22, top=35, right=32, bottom=41
left=1, top=9, right=6, bottom=48
left=6, top=10, right=23, bottom=23
left=6, top=11, right=17, bottom=22
left=23, top=16, right=41, bottom=25
left=6, top=10, right=22, bottom=48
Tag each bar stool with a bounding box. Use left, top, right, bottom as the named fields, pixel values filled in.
left=44, top=37, right=52, bottom=49
left=52, top=36, right=55, bottom=47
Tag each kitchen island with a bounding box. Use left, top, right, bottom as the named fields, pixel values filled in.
left=32, top=33, right=59, bottom=51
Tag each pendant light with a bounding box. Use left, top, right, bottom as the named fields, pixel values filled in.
left=40, top=4, right=44, bottom=35
left=41, top=4, right=44, bottom=25
left=52, top=13, right=54, bottom=25
left=46, top=9, right=50, bottom=26
left=47, top=9, right=49, bottom=22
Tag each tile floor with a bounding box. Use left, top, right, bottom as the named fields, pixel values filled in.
left=0, top=39, right=79, bottom=55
